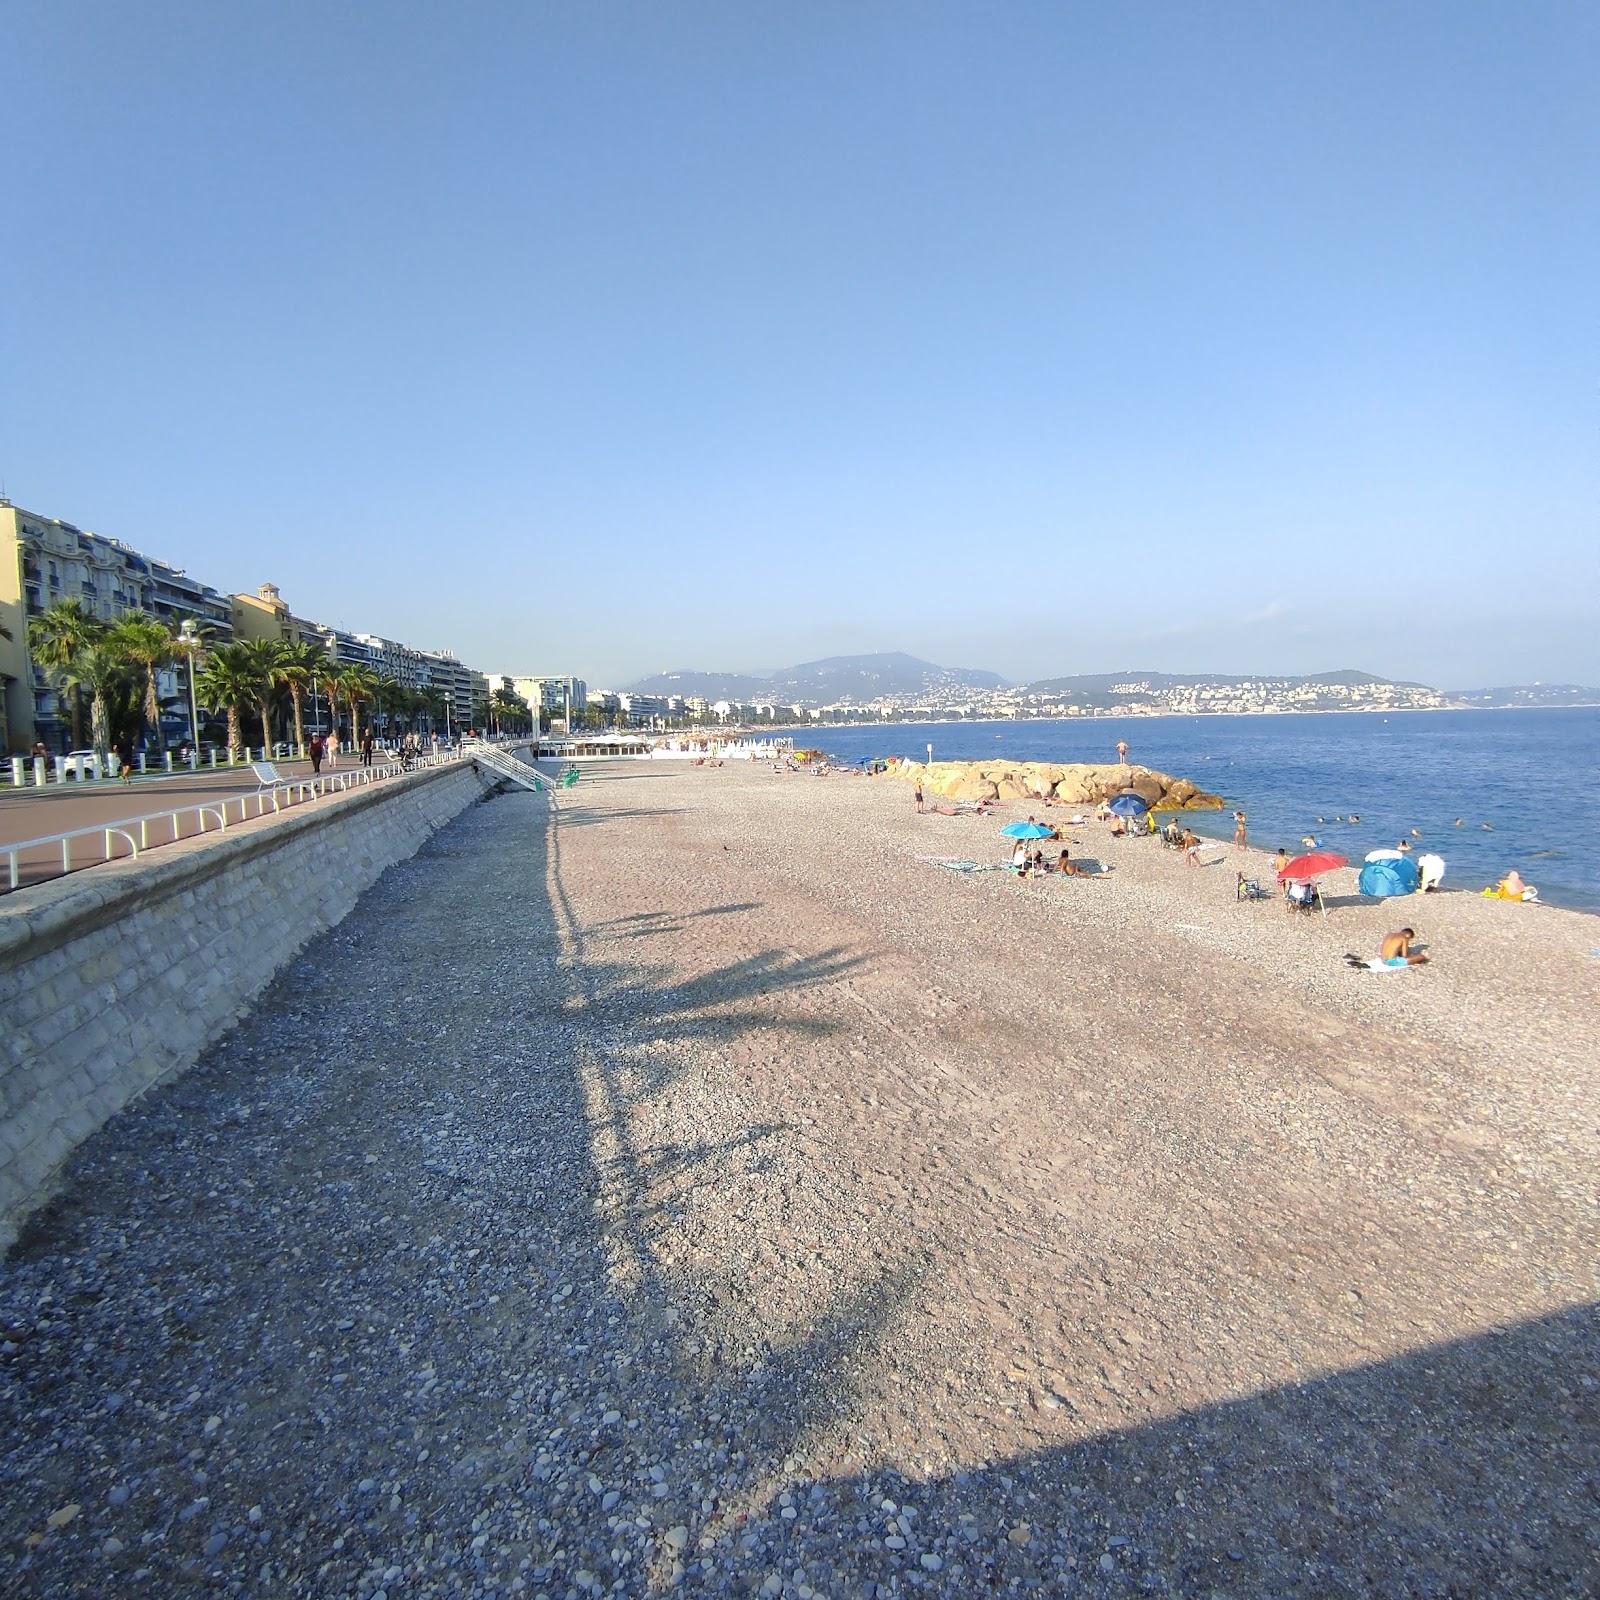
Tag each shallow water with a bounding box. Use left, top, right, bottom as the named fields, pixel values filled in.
left=811, top=707, right=1600, bottom=913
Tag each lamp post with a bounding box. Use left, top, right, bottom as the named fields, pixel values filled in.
left=178, top=620, right=202, bottom=757
left=444, top=692, right=453, bottom=741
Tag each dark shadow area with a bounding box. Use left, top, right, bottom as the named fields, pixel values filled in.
left=748, top=1303, right=1599, bottom=1598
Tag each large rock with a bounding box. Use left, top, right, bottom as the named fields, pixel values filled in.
left=872, top=756, right=1221, bottom=810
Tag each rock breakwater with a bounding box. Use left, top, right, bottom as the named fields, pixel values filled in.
left=878, top=758, right=1223, bottom=809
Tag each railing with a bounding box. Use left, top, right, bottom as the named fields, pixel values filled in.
left=3, top=751, right=465, bottom=893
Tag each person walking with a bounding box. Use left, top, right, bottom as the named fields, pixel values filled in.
left=360, top=729, right=375, bottom=768
left=325, top=728, right=339, bottom=769
left=309, top=732, right=324, bottom=775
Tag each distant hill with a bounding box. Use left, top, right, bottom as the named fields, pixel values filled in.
left=1026, top=669, right=1425, bottom=699
left=1448, top=684, right=1600, bottom=709
left=624, top=668, right=775, bottom=701
left=629, top=652, right=1007, bottom=705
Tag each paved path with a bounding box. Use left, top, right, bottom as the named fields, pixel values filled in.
left=1, top=758, right=366, bottom=889
left=0, top=763, right=1593, bottom=1597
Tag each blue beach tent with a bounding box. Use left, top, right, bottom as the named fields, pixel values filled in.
left=1357, top=856, right=1421, bottom=898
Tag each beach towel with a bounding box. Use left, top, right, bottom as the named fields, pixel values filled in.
left=916, top=856, right=1010, bottom=874
left=1343, top=954, right=1413, bottom=972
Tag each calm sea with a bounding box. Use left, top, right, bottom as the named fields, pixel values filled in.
left=809, top=708, right=1600, bottom=914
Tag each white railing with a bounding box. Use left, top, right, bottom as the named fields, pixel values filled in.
left=3, top=751, right=465, bottom=892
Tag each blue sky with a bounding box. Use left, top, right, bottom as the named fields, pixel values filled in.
left=5, top=2, right=1597, bottom=687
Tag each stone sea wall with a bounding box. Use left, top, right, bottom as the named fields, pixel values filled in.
left=0, top=760, right=506, bottom=1250
left=877, top=758, right=1223, bottom=810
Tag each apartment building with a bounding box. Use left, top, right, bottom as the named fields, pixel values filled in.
left=4, top=500, right=499, bottom=752
left=1, top=500, right=234, bottom=750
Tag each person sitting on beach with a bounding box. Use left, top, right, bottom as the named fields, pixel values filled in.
left=1011, top=842, right=1029, bottom=872
left=1344, top=928, right=1429, bottom=968
left=1056, top=848, right=1096, bottom=878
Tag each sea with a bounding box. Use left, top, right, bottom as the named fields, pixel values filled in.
left=807, top=707, right=1600, bottom=915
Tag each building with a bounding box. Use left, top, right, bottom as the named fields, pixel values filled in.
left=1, top=500, right=234, bottom=751
left=618, top=692, right=670, bottom=726
left=418, top=650, right=486, bottom=732
left=3, top=506, right=499, bottom=752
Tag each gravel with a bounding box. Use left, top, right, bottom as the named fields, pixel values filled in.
left=2, top=762, right=1596, bottom=1597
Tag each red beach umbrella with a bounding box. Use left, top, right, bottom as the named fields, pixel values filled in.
left=1278, top=850, right=1349, bottom=881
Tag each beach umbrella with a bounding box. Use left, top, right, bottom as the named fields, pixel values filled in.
left=1107, top=792, right=1151, bottom=817
left=1357, top=856, right=1420, bottom=898
left=1000, top=821, right=1054, bottom=840
left=1278, top=850, right=1348, bottom=881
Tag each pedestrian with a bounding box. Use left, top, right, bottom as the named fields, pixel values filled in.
left=360, top=729, right=375, bottom=768
left=914, top=782, right=924, bottom=813
left=325, top=729, right=339, bottom=770
left=1233, top=809, right=1248, bottom=849
left=309, top=732, right=324, bottom=775
left=116, top=737, right=134, bottom=784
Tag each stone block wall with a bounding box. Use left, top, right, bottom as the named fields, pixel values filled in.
left=0, top=760, right=501, bottom=1249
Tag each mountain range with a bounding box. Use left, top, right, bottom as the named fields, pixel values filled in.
left=624, top=654, right=1595, bottom=711
left=628, top=653, right=1005, bottom=704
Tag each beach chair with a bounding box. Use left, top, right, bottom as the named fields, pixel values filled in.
left=1236, top=873, right=1270, bottom=902
left=1283, top=879, right=1324, bottom=916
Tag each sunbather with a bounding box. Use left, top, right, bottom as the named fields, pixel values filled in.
left=1344, top=927, right=1428, bottom=968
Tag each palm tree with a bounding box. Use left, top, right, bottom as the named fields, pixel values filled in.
left=342, top=665, right=380, bottom=746
left=234, top=639, right=282, bottom=753
left=108, top=612, right=179, bottom=758
left=57, top=643, right=132, bottom=760
left=197, top=642, right=269, bottom=759
left=373, top=675, right=407, bottom=743
left=319, top=660, right=345, bottom=748
left=270, top=639, right=326, bottom=757
left=418, top=686, right=446, bottom=735
left=28, top=598, right=103, bottom=747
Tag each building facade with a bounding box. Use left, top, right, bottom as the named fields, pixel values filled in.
left=2, top=500, right=234, bottom=751
left=2, top=502, right=500, bottom=753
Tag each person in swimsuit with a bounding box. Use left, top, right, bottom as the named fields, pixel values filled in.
left=1379, top=928, right=1428, bottom=965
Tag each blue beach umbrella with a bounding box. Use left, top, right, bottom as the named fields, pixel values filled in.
left=1107, top=792, right=1151, bottom=817
left=1000, top=821, right=1055, bottom=840
left=1357, top=856, right=1421, bottom=898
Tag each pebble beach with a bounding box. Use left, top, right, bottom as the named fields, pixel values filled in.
left=2, top=757, right=1597, bottom=1598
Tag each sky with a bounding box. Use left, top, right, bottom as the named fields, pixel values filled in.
left=4, top=2, right=1597, bottom=689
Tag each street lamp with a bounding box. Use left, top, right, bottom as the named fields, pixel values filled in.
left=444, top=691, right=453, bottom=740
left=178, top=620, right=202, bottom=759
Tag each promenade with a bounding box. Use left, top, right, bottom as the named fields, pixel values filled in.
left=1, top=761, right=1595, bottom=1597
left=3, top=757, right=369, bottom=889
